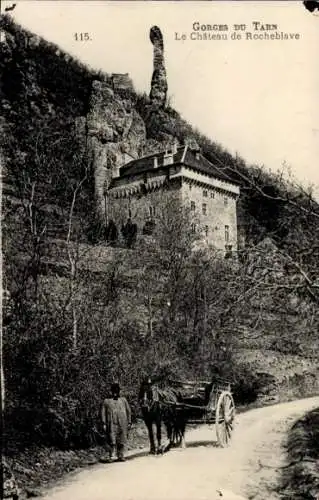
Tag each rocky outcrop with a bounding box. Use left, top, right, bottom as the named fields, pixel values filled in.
left=82, top=80, right=146, bottom=217
left=76, top=26, right=179, bottom=219
left=149, top=26, right=168, bottom=108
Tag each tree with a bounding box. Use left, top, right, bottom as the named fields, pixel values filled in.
left=121, top=219, right=138, bottom=248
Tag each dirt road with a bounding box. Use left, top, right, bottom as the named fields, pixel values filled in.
left=41, top=397, right=319, bottom=500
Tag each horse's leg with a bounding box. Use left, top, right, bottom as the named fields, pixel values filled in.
left=150, top=424, right=156, bottom=454
left=171, top=410, right=179, bottom=447
left=146, top=419, right=156, bottom=454
left=156, top=417, right=162, bottom=454
left=180, top=432, right=186, bottom=449
left=165, top=421, right=172, bottom=448
left=172, top=411, right=180, bottom=447
left=180, top=418, right=186, bottom=449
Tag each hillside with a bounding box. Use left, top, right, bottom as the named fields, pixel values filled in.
left=1, top=13, right=319, bottom=475
left=2, top=14, right=318, bottom=247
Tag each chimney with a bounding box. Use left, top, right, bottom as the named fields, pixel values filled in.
left=112, top=165, right=120, bottom=178
left=163, top=149, right=174, bottom=166
left=106, top=156, right=120, bottom=179
left=194, top=148, right=201, bottom=160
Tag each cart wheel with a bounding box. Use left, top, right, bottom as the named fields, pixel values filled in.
left=215, top=392, right=235, bottom=447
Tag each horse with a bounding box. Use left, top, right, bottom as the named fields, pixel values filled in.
left=139, top=377, right=217, bottom=454
left=138, top=377, right=186, bottom=454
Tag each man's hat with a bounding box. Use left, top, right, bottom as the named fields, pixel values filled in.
left=111, top=382, right=120, bottom=393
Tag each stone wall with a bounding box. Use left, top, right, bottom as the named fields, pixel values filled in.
left=181, top=180, right=238, bottom=252
left=107, top=175, right=238, bottom=252
left=108, top=182, right=182, bottom=236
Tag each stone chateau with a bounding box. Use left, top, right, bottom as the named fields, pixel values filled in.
left=106, top=143, right=240, bottom=253
left=77, top=25, right=241, bottom=253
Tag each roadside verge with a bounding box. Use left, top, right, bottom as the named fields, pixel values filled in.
left=279, top=407, right=319, bottom=500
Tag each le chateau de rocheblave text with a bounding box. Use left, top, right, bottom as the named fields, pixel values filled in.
left=175, top=21, right=301, bottom=41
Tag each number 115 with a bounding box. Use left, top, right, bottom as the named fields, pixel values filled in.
left=74, top=33, right=91, bottom=42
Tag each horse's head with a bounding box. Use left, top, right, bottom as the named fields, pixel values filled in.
left=139, top=377, right=158, bottom=411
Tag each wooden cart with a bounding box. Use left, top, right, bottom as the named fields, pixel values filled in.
left=169, top=377, right=236, bottom=447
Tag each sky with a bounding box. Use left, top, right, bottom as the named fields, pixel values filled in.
left=3, top=1, right=319, bottom=197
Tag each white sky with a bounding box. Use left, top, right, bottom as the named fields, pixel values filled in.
left=4, top=1, right=319, bottom=197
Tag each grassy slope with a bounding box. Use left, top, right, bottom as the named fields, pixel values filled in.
left=279, top=408, right=319, bottom=499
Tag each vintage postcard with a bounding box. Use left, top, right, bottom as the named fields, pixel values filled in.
left=1, top=1, right=319, bottom=500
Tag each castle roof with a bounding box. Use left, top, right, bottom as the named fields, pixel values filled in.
left=118, top=146, right=239, bottom=186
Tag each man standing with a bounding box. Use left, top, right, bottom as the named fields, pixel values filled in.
left=101, top=382, right=132, bottom=462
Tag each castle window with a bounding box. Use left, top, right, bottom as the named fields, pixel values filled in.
left=191, top=223, right=196, bottom=234
left=211, top=192, right=215, bottom=199
left=203, top=190, right=208, bottom=197
left=224, top=196, right=228, bottom=206
left=190, top=201, right=196, bottom=211
left=205, top=225, right=209, bottom=236
left=128, top=208, right=132, bottom=218
left=149, top=206, right=156, bottom=217
left=225, top=225, right=230, bottom=243
left=202, top=203, right=207, bottom=215
left=106, top=157, right=112, bottom=170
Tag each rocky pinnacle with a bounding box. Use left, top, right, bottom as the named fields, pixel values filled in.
left=149, top=26, right=168, bottom=107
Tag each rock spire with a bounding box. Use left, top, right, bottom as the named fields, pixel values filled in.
left=149, top=26, right=168, bottom=108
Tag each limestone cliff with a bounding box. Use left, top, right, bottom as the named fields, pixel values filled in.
left=83, top=80, right=146, bottom=217
left=83, top=79, right=179, bottom=218
left=80, top=25, right=175, bottom=219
